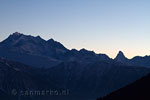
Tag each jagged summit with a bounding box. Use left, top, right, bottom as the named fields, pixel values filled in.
left=12, top=32, right=22, bottom=35
left=2, top=32, right=45, bottom=45
left=9, top=32, right=44, bottom=41
left=118, top=51, right=125, bottom=57
left=0, top=32, right=70, bottom=68
left=0, top=32, right=68, bottom=55
left=114, top=51, right=128, bottom=62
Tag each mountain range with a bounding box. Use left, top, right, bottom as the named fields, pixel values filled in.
left=0, top=32, right=111, bottom=68
left=114, top=51, right=150, bottom=68
left=0, top=32, right=150, bottom=100
left=1, top=32, right=150, bottom=68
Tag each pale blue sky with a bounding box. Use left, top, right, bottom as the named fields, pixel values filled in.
left=0, top=0, right=150, bottom=58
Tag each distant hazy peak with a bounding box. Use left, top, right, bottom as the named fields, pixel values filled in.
left=118, top=51, right=124, bottom=56
left=114, top=51, right=128, bottom=62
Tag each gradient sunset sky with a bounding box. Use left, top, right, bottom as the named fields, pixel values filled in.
left=0, top=0, right=150, bottom=58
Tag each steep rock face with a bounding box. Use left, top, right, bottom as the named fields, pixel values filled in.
left=97, top=74, right=150, bottom=100
left=114, top=51, right=128, bottom=62
left=114, top=51, right=150, bottom=68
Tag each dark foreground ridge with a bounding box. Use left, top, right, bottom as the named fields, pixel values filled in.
left=97, top=74, right=150, bottom=100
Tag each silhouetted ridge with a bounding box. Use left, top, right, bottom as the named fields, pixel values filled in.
left=79, top=48, right=95, bottom=56
left=97, top=74, right=150, bottom=100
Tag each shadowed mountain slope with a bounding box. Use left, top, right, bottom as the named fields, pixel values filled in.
left=44, top=61, right=150, bottom=100
left=97, top=74, right=150, bottom=100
